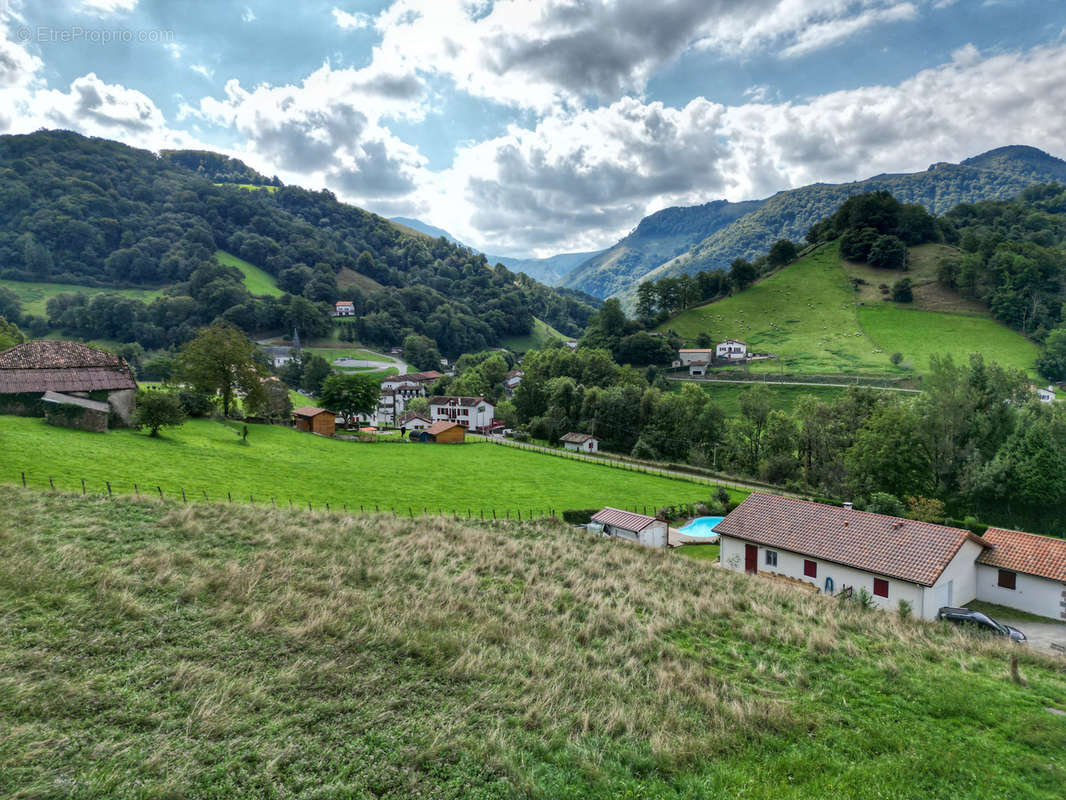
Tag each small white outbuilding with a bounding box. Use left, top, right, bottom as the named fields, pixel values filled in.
left=590, top=507, right=668, bottom=548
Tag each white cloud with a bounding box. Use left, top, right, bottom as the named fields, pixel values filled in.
left=190, top=63, right=212, bottom=79
left=780, top=3, right=919, bottom=58
left=78, top=0, right=138, bottom=15
left=241, top=6, right=256, bottom=23
left=332, top=8, right=372, bottom=30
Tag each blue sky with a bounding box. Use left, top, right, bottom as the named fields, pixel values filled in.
left=2, top=0, right=1066, bottom=257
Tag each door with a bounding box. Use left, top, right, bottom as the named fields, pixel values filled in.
left=744, top=544, right=758, bottom=574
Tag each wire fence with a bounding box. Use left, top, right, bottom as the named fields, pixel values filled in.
left=8, top=470, right=683, bottom=522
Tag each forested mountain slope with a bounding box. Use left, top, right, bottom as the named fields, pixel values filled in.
left=560, top=198, right=764, bottom=298
left=0, top=131, right=595, bottom=356
left=570, top=146, right=1066, bottom=301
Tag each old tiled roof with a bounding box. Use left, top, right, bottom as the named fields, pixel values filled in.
left=406, top=370, right=443, bottom=382
left=679, top=348, right=714, bottom=353
left=426, top=420, right=463, bottom=435
left=398, top=411, right=431, bottom=425
left=592, top=507, right=659, bottom=532
left=42, top=390, right=110, bottom=413
left=714, top=493, right=988, bottom=587
left=429, top=395, right=489, bottom=407
left=560, top=432, right=597, bottom=443
left=978, top=527, right=1066, bottom=582
left=0, top=340, right=136, bottom=394
left=292, top=406, right=332, bottom=417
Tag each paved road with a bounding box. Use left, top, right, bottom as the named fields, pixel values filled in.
left=672, top=376, right=921, bottom=393
left=469, top=433, right=802, bottom=498
left=994, top=616, right=1066, bottom=657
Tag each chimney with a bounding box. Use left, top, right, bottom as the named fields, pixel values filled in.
left=843, top=502, right=853, bottom=511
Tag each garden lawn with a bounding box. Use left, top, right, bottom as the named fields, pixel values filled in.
left=216, top=251, right=284, bottom=297
left=0, top=416, right=714, bottom=515
left=857, top=305, right=1040, bottom=377
left=0, top=279, right=165, bottom=317
left=1, top=489, right=1064, bottom=798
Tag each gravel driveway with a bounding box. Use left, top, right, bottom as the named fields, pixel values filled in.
left=995, top=616, right=1066, bottom=656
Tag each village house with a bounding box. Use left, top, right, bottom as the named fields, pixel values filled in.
left=715, top=493, right=1066, bottom=621
left=429, top=395, right=495, bottom=431
left=0, top=340, right=137, bottom=426
left=589, top=507, right=669, bottom=548
left=504, top=369, right=524, bottom=396
left=1033, top=385, right=1056, bottom=403
left=716, top=339, right=748, bottom=360
left=560, top=432, right=599, bottom=453
left=416, top=420, right=465, bottom=443
left=678, top=348, right=714, bottom=366
left=333, top=301, right=355, bottom=316
left=371, top=370, right=444, bottom=426
left=292, top=406, right=336, bottom=436
left=398, top=411, right=431, bottom=435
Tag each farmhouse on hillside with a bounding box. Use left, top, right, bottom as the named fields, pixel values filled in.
left=1033, top=385, right=1056, bottom=403
left=292, top=406, right=336, bottom=436
left=560, top=432, right=599, bottom=453
left=715, top=493, right=1066, bottom=621
left=589, top=507, right=669, bottom=548
left=716, top=339, right=747, bottom=360
left=678, top=348, right=714, bottom=366
left=0, top=340, right=137, bottom=426
left=429, top=395, right=495, bottom=431
left=333, top=301, right=355, bottom=316
left=504, top=369, right=524, bottom=395
left=417, top=420, right=465, bottom=443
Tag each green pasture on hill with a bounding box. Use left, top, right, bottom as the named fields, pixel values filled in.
left=0, top=416, right=717, bottom=514
left=659, top=242, right=1039, bottom=376
left=681, top=381, right=849, bottom=418
left=1, top=489, right=1064, bottom=798
left=215, top=250, right=284, bottom=297
left=501, top=316, right=566, bottom=352
left=0, top=279, right=165, bottom=317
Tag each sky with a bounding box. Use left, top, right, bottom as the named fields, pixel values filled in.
left=2, top=1, right=1066, bottom=258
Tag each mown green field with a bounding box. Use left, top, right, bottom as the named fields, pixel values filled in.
left=0, top=416, right=714, bottom=514
left=501, top=317, right=566, bottom=353
left=215, top=250, right=284, bottom=297
left=659, top=243, right=1039, bottom=376
left=1, top=489, right=1063, bottom=798
left=680, top=381, right=849, bottom=418
left=0, top=279, right=165, bottom=317
left=857, top=305, right=1040, bottom=375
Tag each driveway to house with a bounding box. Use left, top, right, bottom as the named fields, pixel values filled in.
left=993, top=616, right=1066, bottom=656
left=332, top=354, right=409, bottom=373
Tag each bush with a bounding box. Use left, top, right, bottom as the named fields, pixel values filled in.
left=867, top=491, right=905, bottom=517
left=512, top=431, right=531, bottom=443
left=891, top=277, right=913, bottom=303
left=177, top=389, right=214, bottom=418
left=133, top=390, right=186, bottom=437
left=898, top=600, right=913, bottom=620
left=890, top=352, right=903, bottom=366
left=562, top=509, right=597, bottom=525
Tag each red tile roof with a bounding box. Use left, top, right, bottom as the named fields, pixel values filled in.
left=425, top=420, right=463, bottom=436
left=429, top=395, right=491, bottom=407
left=592, top=507, right=660, bottom=532
left=0, top=340, right=135, bottom=394
left=406, top=370, right=442, bottom=382
left=714, top=493, right=988, bottom=586
left=978, top=527, right=1066, bottom=582
left=292, top=406, right=332, bottom=418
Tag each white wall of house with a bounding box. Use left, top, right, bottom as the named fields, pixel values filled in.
left=719, top=535, right=927, bottom=616
left=976, top=566, right=1066, bottom=620
left=917, top=539, right=983, bottom=618
left=563, top=439, right=599, bottom=453
left=605, top=521, right=667, bottom=548
left=678, top=350, right=713, bottom=366
left=716, top=341, right=747, bottom=360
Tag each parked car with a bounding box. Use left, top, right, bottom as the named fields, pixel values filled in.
left=937, top=607, right=1027, bottom=643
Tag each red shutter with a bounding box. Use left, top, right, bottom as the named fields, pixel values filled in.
left=803, top=559, right=817, bottom=578
left=873, top=578, right=888, bottom=597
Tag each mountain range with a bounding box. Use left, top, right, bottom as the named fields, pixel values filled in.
left=558, top=145, right=1066, bottom=301
left=391, top=216, right=602, bottom=285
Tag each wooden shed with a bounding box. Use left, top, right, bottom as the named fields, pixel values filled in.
left=293, top=406, right=336, bottom=436
left=419, top=420, right=465, bottom=443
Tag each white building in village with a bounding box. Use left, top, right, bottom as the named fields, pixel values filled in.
left=428, top=395, right=495, bottom=431
left=590, top=507, right=668, bottom=548
left=715, top=493, right=1066, bottom=622
left=716, top=339, right=747, bottom=360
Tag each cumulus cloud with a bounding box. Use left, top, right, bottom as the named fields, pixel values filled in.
left=332, top=8, right=372, bottom=30
left=426, top=42, right=1066, bottom=254
left=78, top=0, right=138, bottom=15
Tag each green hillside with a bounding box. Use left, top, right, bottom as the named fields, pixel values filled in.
left=2, top=488, right=1064, bottom=798
left=0, top=416, right=714, bottom=514
left=215, top=250, right=284, bottom=297
left=0, top=278, right=165, bottom=317
left=659, top=243, right=1039, bottom=376
left=501, top=316, right=566, bottom=352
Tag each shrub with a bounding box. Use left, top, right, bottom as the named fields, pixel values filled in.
left=891, top=277, right=913, bottom=303
left=890, top=352, right=903, bottom=366
left=855, top=587, right=875, bottom=609
left=512, top=431, right=531, bottom=443
left=562, top=509, right=597, bottom=525
left=177, top=389, right=214, bottom=418
left=867, top=491, right=905, bottom=517
left=898, top=600, right=913, bottom=620
left=133, top=390, right=186, bottom=437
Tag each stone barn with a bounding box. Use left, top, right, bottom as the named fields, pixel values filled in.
left=0, top=340, right=137, bottom=426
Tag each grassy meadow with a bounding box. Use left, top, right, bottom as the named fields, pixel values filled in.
left=1, top=488, right=1064, bottom=798
left=680, top=381, right=849, bottom=418
left=215, top=250, right=285, bottom=297
left=501, top=317, right=567, bottom=353
left=0, top=279, right=165, bottom=317
left=659, top=242, right=1039, bottom=376
left=0, top=416, right=715, bottom=515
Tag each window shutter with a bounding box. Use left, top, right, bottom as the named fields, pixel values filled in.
left=873, top=578, right=888, bottom=598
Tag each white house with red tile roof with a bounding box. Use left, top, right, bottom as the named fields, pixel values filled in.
left=715, top=493, right=1066, bottom=621
left=976, top=528, right=1066, bottom=620
left=334, top=301, right=355, bottom=316
left=428, top=395, right=495, bottom=431
left=590, top=507, right=668, bottom=548
left=715, top=339, right=747, bottom=360
left=560, top=432, right=599, bottom=452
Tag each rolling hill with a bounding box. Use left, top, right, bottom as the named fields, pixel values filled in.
left=659, top=241, right=1040, bottom=376
left=566, top=145, right=1066, bottom=301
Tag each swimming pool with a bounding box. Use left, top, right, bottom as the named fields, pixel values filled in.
left=678, top=516, right=724, bottom=538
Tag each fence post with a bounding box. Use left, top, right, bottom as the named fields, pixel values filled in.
left=21, top=472, right=25, bottom=488
left=308, top=501, right=312, bottom=511
left=106, top=481, right=112, bottom=498
left=158, top=486, right=163, bottom=499
left=325, top=502, right=329, bottom=512
left=271, top=497, right=276, bottom=508
left=202, top=489, right=208, bottom=502
left=181, top=488, right=186, bottom=503
left=228, top=492, right=232, bottom=503
left=82, top=478, right=86, bottom=495
left=48, top=476, right=54, bottom=491
left=134, top=484, right=139, bottom=497
left=492, top=509, right=496, bottom=520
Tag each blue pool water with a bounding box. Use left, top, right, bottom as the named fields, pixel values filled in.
left=678, top=516, right=724, bottom=537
